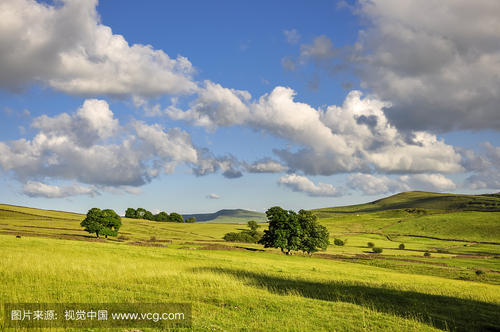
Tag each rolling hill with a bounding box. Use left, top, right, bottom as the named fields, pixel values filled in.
left=313, top=191, right=500, bottom=215
left=1, top=191, right=500, bottom=331
left=182, top=209, right=266, bottom=223
left=313, top=191, right=500, bottom=243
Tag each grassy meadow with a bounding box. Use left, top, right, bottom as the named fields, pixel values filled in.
left=1, top=191, right=500, bottom=331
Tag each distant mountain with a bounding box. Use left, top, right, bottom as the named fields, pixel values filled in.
left=182, top=209, right=266, bottom=224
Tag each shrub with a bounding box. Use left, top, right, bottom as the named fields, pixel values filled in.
left=424, top=252, right=431, bottom=257
left=372, top=247, right=383, bottom=253
left=149, top=236, right=157, bottom=242
left=367, top=242, right=375, bottom=248
left=475, top=270, right=485, bottom=276
left=334, top=238, right=345, bottom=246
left=398, top=243, right=405, bottom=250
left=223, top=232, right=239, bottom=242
left=223, top=231, right=260, bottom=243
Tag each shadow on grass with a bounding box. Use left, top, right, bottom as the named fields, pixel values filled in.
left=195, top=267, right=500, bottom=332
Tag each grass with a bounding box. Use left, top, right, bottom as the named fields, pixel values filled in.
left=1, top=191, right=500, bottom=331
left=1, top=235, right=499, bottom=331
left=384, top=211, right=500, bottom=242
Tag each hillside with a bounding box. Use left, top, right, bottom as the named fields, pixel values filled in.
left=1, top=194, right=500, bottom=331
left=182, top=209, right=266, bottom=223
left=313, top=191, right=500, bottom=216
left=311, top=191, right=500, bottom=243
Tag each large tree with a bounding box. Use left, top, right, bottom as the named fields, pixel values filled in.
left=258, top=206, right=302, bottom=255
left=80, top=208, right=122, bottom=238
left=297, top=209, right=330, bottom=254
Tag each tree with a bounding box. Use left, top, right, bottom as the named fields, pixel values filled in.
left=258, top=206, right=302, bottom=255
left=80, top=208, right=122, bottom=238
left=223, top=220, right=262, bottom=243
left=169, top=212, right=184, bottom=223
left=247, top=220, right=259, bottom=232
left=185, top=217, right=196, bottom=223
left=297, top=210, right=329, bottom=254
left=125, top=208, right=136, bottom=218
left=143, top=210, right=154, bottom=220
left=135, top=208, right=147, bottom=219
left=154, top=211, right=170, bottom=222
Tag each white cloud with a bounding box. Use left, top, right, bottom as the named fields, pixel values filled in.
left=23, top=181, right=98, bottom=198
left=284, top=29, right=300, bottom=45
left=300, top=35, right=337, bottom=62
left=245, top=159, right=288, bottom=173
left=400, top=174, right=456, bottom=192
left=463, top=142, right=500, bottom=190
left=347, top=173, right=404, bottom=195
left=169, top=86, right=463, bottom=176
left=206, top=193, right=220, bottom=199
left=192, top=150, right=242, bottom=179
left=166, top=80, right=251, bottom=130
left=0, top=0, right=196, bottom=97
left=353, top=0, right=500, bottom=131
left=347, top=173, right=456, bottom=195
left=278, top=174, right=341, bottom=197
left=0, top=99, right=242, bottom=196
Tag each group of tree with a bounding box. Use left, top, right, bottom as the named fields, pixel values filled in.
left=80, top=208, right=122, bottom=238
left=223, top=220, right=263, bottom=243
left=258, top=207, right=330, bottom=255
left=125, top=208, right=195, bottom=223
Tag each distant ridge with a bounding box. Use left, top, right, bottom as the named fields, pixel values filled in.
left=182, top=209, right=266, bottom=223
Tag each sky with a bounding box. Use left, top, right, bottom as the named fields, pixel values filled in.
left=0, top=0, right=499, bottom=215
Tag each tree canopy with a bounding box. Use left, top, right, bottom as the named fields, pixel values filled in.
left=259, top=207, right=329, bottom=254
left=124, top=208, right=188, bottom=222
left=80, top=208, right=122, bottom=238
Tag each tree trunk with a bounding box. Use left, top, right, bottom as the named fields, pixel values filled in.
left=96, top=232, right=99, bottom=238
left=105, top=235, right=108, bottom=239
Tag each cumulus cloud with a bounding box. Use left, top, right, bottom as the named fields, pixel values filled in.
left=299, top=35, right=337, bottom=62
left=400, top=174, right=456, bottom=192
left=347, top=173, right=456, bottom=195
left=191, top=149, right=243, bottom=179
left=206, top=193, right=220, bottom=199
left=0, top=0, right=196, bottom=97
left=353, top=0, right=500, bottom=131
left=245, top=159, right=288, bottom=173
left=173, top=84, right=462, bottom=175
left=166, top=81, right=251, bottom=130
left=278, top=174, right=342, bottom=197
left=0, top=99, right=241, bottom=197
left=347, top=173, right=403, bottom=195
left=463, top=142, right=500, bottom=190
left=23, top=181, right=98, bottom=198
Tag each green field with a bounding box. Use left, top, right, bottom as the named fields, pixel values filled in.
left=1, top=191, right=500, bottom=331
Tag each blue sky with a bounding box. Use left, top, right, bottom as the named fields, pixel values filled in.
left=0, top=0, right=499, bottom=215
